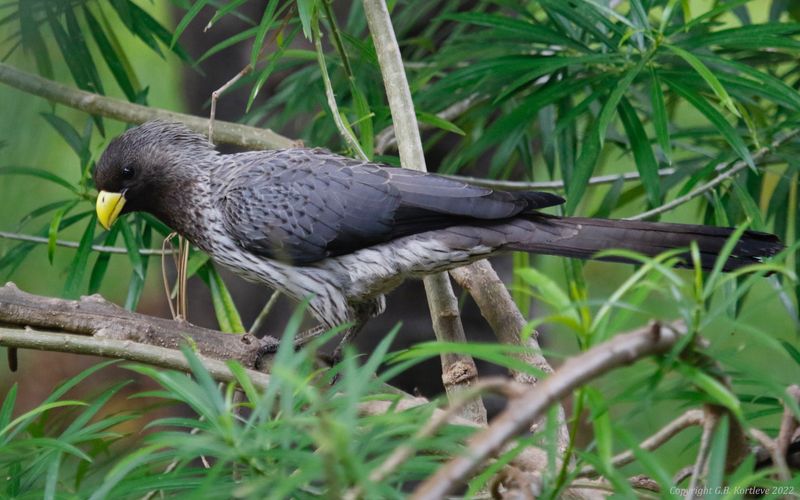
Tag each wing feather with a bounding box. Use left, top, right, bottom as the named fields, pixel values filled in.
left=219, top=149, right=563, bottom=264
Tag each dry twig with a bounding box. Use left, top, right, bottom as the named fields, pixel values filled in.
left=413, top=322, right=683, bottom=499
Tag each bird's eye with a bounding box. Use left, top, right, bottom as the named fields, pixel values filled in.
left=121, top=165, right=135, bottom=179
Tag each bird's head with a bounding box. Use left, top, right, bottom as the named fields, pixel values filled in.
left=93, top=121, right=216, bottom=230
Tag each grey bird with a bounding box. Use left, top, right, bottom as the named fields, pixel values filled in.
left=93, top=121, right=782, bottom=346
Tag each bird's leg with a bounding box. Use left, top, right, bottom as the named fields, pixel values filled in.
left=330, top=297, right=385, bottom=364
left=293, top=325, right=327, bottom=348
left=330, top=322, right=366, bottom=366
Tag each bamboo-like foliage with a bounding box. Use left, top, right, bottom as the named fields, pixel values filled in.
left=0, top=0, right=799, bottom=497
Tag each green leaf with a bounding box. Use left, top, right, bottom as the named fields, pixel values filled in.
left=296, top=0, right=316, bottom=40
left=250, top=0, right=281, bottom=68
left=664, top=77, right=755, bottom=170
left=440, top=12, right=590, bottom=52
left=706, top=415, right=730, bottom=500
left=617, top=97, right=660, bottom=207
left=40, top=113, right=84, bottom=159
left=0, top=384, right=17, bottom=429
left=202, top=263, right=246, bottom=333
left=198, top=26, right=258, bottom=63
left=649, top=69, right=671, bottom=162
left=678, top=364, right=742, bottom=418
left=47, top=201, right=79, bottom=264
left=585, top=388, right=613, bottom=470
left=128, top=2, right=194, bottom=63
left=171, top=0, right=210, bottom=48
left=88, top=225, right=120, bottom=294
left=352, top=84, right=374, bottom=159
left=205, top=0, right=249, bottom=30
left=416, top=111, right=465, bottom=136
left=64, top=216, right=97, bottom=298
left=83, top=5, right=137, bottom=101
left=0, top=401, right=88, bottom=440
left=664, top=44, right=739, bottom=116
left=565, top=61, right=645, bottom=214
left=781, top=340, right=800, bottom=366
left=0, top=166, right=78, bottom=193
left=119, top=220, right=145, bottom=280
left=247, top=24, right=299, bottom=111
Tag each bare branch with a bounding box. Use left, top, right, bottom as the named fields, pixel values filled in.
left=0, top=62, right=297, bottom=150
left=0, top=282, right=276, bottom=368
left=627, top=129, right=800, bottom=221
left=363, top=0, right=485, bottom=423
left=0, top=326, right=271, bottom=390
left=685, top=407, right=719, bottom=500
left=449, top=260, right=569, bottom=444
left=374, top=94, right=480, bottom=155
left=412, top=322, right=683, bottom=499
left=313, top=15, right=368, bottom=160
left=578, top=408, right=706, bottom=477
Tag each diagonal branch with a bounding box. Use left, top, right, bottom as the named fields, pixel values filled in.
left=627, top=129, right=800, bottom=221
left=0, top=62, right=297, bottom=150
left=412, top=323, right=683, bottom=499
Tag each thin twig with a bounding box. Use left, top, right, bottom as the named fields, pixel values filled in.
left=313, top=14, right=368, bottom=160
left=207, top=4, right=295, bottom=141
left=749, top=428, right=790, bottom=482
left=249, top=290, right=281, bottom=335
left=627, top=129, right=800, bottom=221
left=375, top=94, right=481, bottom=155
left=685, top=407, right=719, bottom=500
left=0, top=63, right=296, bottom=150
left=412, top=323, right=683, bottom=499
left=777, top=385, right=800, bottom=458
left=0, top=230, right=174, bottom=255
left=578, top=408, right=706, bottom=477
left=444, top=167, right=677, bottom=191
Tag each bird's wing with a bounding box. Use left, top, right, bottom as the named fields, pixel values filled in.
left=219, top=149, right=563, bottom=264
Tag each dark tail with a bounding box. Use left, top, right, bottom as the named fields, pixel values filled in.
left=507, top=215, right=783, bottom=271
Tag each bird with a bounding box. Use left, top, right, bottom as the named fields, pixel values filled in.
left=94, top=121, right=782, bottom=346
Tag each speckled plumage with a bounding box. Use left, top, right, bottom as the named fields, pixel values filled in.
left=94, top=122, right=783, bottom=331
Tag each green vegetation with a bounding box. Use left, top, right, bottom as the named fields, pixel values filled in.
left=0, top=0, right=799, bottom=497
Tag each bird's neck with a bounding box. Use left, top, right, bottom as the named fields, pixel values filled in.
left=148, top=159, right=218, bottom=246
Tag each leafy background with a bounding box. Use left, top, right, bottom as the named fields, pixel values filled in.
left=0, top=0, right=799, bottom=496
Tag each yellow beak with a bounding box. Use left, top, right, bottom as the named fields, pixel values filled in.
left=96, top=190, right=126, bottom=230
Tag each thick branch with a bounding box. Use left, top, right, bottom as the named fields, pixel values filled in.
left=412, top=323, right=682, bottom=499
left=0, top=62, right=297, bottom=150
left=0, top=282, right=277, bottom=368
left=0, top=326, right=271, bottom=389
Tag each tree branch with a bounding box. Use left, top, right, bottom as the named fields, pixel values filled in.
left=362, top=0, right=485, bottom=422
left=0, top=282, right=277, bottom=368
left=0, top=326, right=272, bottom=390
left=0, top=62, right=297, bottom=150
left=627, top=129, right=800, bottom=221
left=412, top=322, right=682, bottom=499
left=449, top=260, right=569, bottom=445
left=578, top=409, right=706, bottom=477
